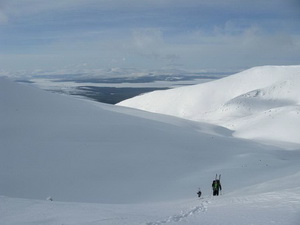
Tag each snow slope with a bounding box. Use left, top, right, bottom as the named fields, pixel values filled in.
left=1, top=75, right=300, bottom=224
left=2, top=76, right=292, bottom=203
left=2, top=187, right=300, bottom=225
left=118, top=66, right=300, bottom=147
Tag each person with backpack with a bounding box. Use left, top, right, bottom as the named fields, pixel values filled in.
left=212, top=177, right=222, bottom=196
left=197, top=188, right=202, bottom=198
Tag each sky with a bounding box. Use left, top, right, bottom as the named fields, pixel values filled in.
left=0, top=0, right=300, bottom=73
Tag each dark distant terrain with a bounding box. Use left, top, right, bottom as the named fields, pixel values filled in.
left=18, top=72, right=231, bottom=104
left=72, top=86, right=169, bottom=104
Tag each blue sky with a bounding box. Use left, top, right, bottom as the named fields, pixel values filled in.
left=0, top=0, right=300, bottom=72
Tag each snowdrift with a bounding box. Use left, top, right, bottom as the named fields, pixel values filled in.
left=118, top=66, right=300, bottom=147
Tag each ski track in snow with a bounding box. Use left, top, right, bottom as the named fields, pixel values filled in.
left=145, top=200, right=209, bottom=225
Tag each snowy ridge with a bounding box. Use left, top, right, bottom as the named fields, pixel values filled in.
left=118, top=65, right=300, bottom=147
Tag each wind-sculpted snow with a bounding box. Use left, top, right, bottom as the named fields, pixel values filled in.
left=118, top=66, right=300, bottom=147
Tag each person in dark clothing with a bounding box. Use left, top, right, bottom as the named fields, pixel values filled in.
left=197, top=189, right=202, bottom=198
left=212, top=179, right=222, bottom=196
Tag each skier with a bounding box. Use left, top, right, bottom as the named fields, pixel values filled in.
left=212, top=176, right=222, bottom=196
left=197, top=188, right=202, bottom=198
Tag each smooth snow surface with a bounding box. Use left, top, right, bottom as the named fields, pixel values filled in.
left=118, top=66, right=300, bottom=147
left=1, top=66, right=300, bottom=225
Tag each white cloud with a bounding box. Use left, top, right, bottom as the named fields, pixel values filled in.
left=0, top=0, right=299, bottom=72
left=132, top=29, right=163, bottom=49
left=0, top=11, right=8, bottom=24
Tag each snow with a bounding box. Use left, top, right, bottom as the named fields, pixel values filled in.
left=2, top=189, right=300, bottom=225
left=1, top=66, right=300, bottom=225
left=118, top=65, right=300, bottom=148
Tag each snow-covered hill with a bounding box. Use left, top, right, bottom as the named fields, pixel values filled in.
left=1, top=73, right=300, bottom=225
left=118, top=66, right=300, bottom=148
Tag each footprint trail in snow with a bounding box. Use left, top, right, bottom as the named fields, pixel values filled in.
left=145, top=200, right=209, bottom=225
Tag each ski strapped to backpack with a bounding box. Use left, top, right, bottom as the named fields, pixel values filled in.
left=215, top=174, right=221, bottom=181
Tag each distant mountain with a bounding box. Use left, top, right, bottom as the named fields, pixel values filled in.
left=118, top=66, right=300, bottom=147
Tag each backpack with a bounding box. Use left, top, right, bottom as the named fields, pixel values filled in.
left=213, top=180, right=219, bottom=190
